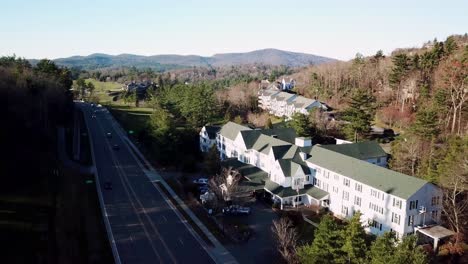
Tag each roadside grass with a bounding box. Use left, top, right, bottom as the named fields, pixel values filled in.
left=74, top=78, right=123, bottom=104
left=107, top=107, right=151, bottom=135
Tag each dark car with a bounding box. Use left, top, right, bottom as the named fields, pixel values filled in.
left=222, top=205, right=251, bottom=215
left=106, top=132, right=112, bottom=138
left=112, top=144, right=120, bottom=150
left=104, top=181, right=112, bottom=190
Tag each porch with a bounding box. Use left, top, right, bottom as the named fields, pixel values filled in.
left=263, top=180, right=329, bottom=210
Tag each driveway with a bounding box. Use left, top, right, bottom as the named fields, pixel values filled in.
left=226, top=200, right=280, bottom=264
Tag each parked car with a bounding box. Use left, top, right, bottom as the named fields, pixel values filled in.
left=198, top=185, right=209, bottom=194
left=104, top=181, right=112, bottom=190
left=112, top=144, right=120, bottom=150
left=193, top=178, right=209, bottom=185
left=106, top=132, right=112, bottom=138
left=222, top=205, right=251, bottom=215
left=91, top=115, right=96, bottom=118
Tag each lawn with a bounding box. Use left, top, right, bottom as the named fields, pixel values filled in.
left=74, top=78, right=124, bottom=104
left=107, top=106, right=151, bottom=135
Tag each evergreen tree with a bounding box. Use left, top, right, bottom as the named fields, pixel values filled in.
left=369, top=231, right=397, bottom=264
left=411, top=108, right=439, bottom=140
left=233, top=115, right=243, bottom=124
left=342, top=90, right=376, bottom=142
left=149, top=104, right=174, bottom=137
left=297, top=215, right=343, bottom=264
left=289, top=112, right=314, bottom=137
left=341, top=212, right=368, bottom=263
left=265, top=117, right=273, bottom=129
left=389, top=54, right=411, bottom=88
left=204, top=145, right=220, bottom=176
left=392, top=235, right=428, bottom=264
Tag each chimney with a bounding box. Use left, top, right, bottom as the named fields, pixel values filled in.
left=299, top=152, right=308, bottom=161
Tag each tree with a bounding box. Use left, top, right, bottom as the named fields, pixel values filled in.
left=289, top=112, right=314, bottom=137
left=272, top=217, right=299, bottom=264
left=297, top=214, right=344, bottom=264
left=180, top=83, right=217, bottom=127
left=86, top=81, right=95, bottom=97
left=392, top=235, right=428, bottom=264
left=209, top=167, right=242, bottom=204
left=342, top=90, right=376, bottom=142
left=149, top=104, right=174, bottom=137
left=204, top=145, right=220, bottom=176
left=411, top=108, right=440, bottom=140
left=369, top=232, right=397, bottom=264
left=341, top=212, right=368, bottom=263
left=390, top=135, right=422, bottom=176
left=76, top=78, right=87, bottom=98
left=265, top=117, right=273, bottom=129
left=233, top=115, right=243, bottom=124
left=436, top=58, right=467, bottom=135
left=437, top=137, right=468, bottom=244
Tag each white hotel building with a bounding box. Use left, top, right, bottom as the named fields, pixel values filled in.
left=208, top=122, right=443, bottom=238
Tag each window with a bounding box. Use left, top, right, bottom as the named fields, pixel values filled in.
left=377, top=157, right=381, bottom=163
left=431, top=210, right=439, bottom=220
left=371, top=189, right=377, bottom=197
left=244, top=156, right=250, bottom=164
left=306, top=175, right=310, bottom=182
left=324, top=171, right=330, bottom=179
left=341, top=205, right=348, bottom=216
left=334, top=174, right=339, bottom=181
left=316, top=168, right=321, bottom=174
left=333, top=186, right=339, bottom=193
left=342, top=191, right=349, bottom=201
left=408, top=215, right=414, bottom=226
left=343, top=178, right=350, bottom=187
left=391, top=212, right=401, bottom=225
left=355, top=183, right=362, bottom=192
left=393, top=198, right=402, bottom=209
left=323, top=183, right=329, bottom=192
left=409, top=200, right=419, bottom=210
left=354, top=196, right=362, bottom=206
left=231, top=150, right=238, bottom=157
left=369, top=220, right=382, bottom=231
left=316, top=179, right=321, bottom=187
left=369, top=202, right=384, bottom=214
left=431, top=196, right=440, bottom=206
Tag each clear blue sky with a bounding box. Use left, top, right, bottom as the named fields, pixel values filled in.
left=1, top=0, right=466, bottom=60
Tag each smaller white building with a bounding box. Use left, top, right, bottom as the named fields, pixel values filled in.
left=258, top=89, right=328, bottom=120
left=199, top=125, right=221, bottom=152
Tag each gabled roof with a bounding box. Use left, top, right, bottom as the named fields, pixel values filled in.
left=306, top=146, right=428, bottom=199
left=219, top=122, right=251, bottom=141
left=265, top=180, right=329, bottom=199
left=278, top=159, right=303, bottom=177
left=204, top=125, right=221, bottom=140
left=261, top=128, right=296, bottom=144
left=321, top=141, right=387, bottom=160
left=221, top=158, right=268, bottom=192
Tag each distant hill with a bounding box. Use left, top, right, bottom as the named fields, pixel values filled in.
left=44, top=49, right=336, bottom=70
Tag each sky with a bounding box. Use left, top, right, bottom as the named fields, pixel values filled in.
left=1, top=0, right=467, bottom=61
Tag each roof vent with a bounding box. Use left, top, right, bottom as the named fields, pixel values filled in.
left=271, top=135, right=278, bottom=138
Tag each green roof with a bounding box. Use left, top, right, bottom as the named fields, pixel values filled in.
left=264, top=180, right=328, bottom=199
left=321, top=141, right=387, bottom=160
left=219, top=122, right=251, bottom=141
left=221, top=158, right=268, bottom=192
left=306, top=146, right=428, bottom=199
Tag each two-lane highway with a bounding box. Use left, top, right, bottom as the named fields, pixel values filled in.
left=80, top=103, right=215, bottom=264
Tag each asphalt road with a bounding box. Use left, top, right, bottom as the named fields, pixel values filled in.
left=79, top=103, right=214, bottom=264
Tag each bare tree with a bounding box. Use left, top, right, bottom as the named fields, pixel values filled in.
left=441, top=157, right=468, bottom=245
left=271, top=217, right=299, bottom=264
left=209, top=167, right=242, bottom=206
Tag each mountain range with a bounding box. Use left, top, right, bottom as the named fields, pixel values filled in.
left=45, top=49, right=336, bottom=70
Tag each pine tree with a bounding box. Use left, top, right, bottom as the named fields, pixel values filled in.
left=369, top=231, right=397, bottom=264
left=204, top=145, right=220, bottom=176
left=411, top=108, right=439, bottom=140
left=341, top=212, right=368, bottom=263
left=297, top=215, right=344, bottom=264
left=342, top=90, right=376, bottom=142
left=392, top=235, right=428, bottom=264
left=289, top=112, right=314, bottom=137
left=265, top=117, right=273, bottom=129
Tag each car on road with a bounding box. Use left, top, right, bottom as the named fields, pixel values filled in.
left=91, top=115, right=96, bottom=118
left=112, top=144, right=120, bottom=150
left=106, top=132, right=112, bottom=138
left=193, top=178, right=209, bottom=185
left=222, top=205, right=251, bottom=216
left=104, top=181, right=112, bottom=190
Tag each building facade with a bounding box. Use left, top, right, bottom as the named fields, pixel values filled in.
left=209, top=122, right=443, bottom=238
left=258, top=89, right=328, bottom=120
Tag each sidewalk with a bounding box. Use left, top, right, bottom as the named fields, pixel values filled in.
left=106, top=109, right=238, bottom=264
